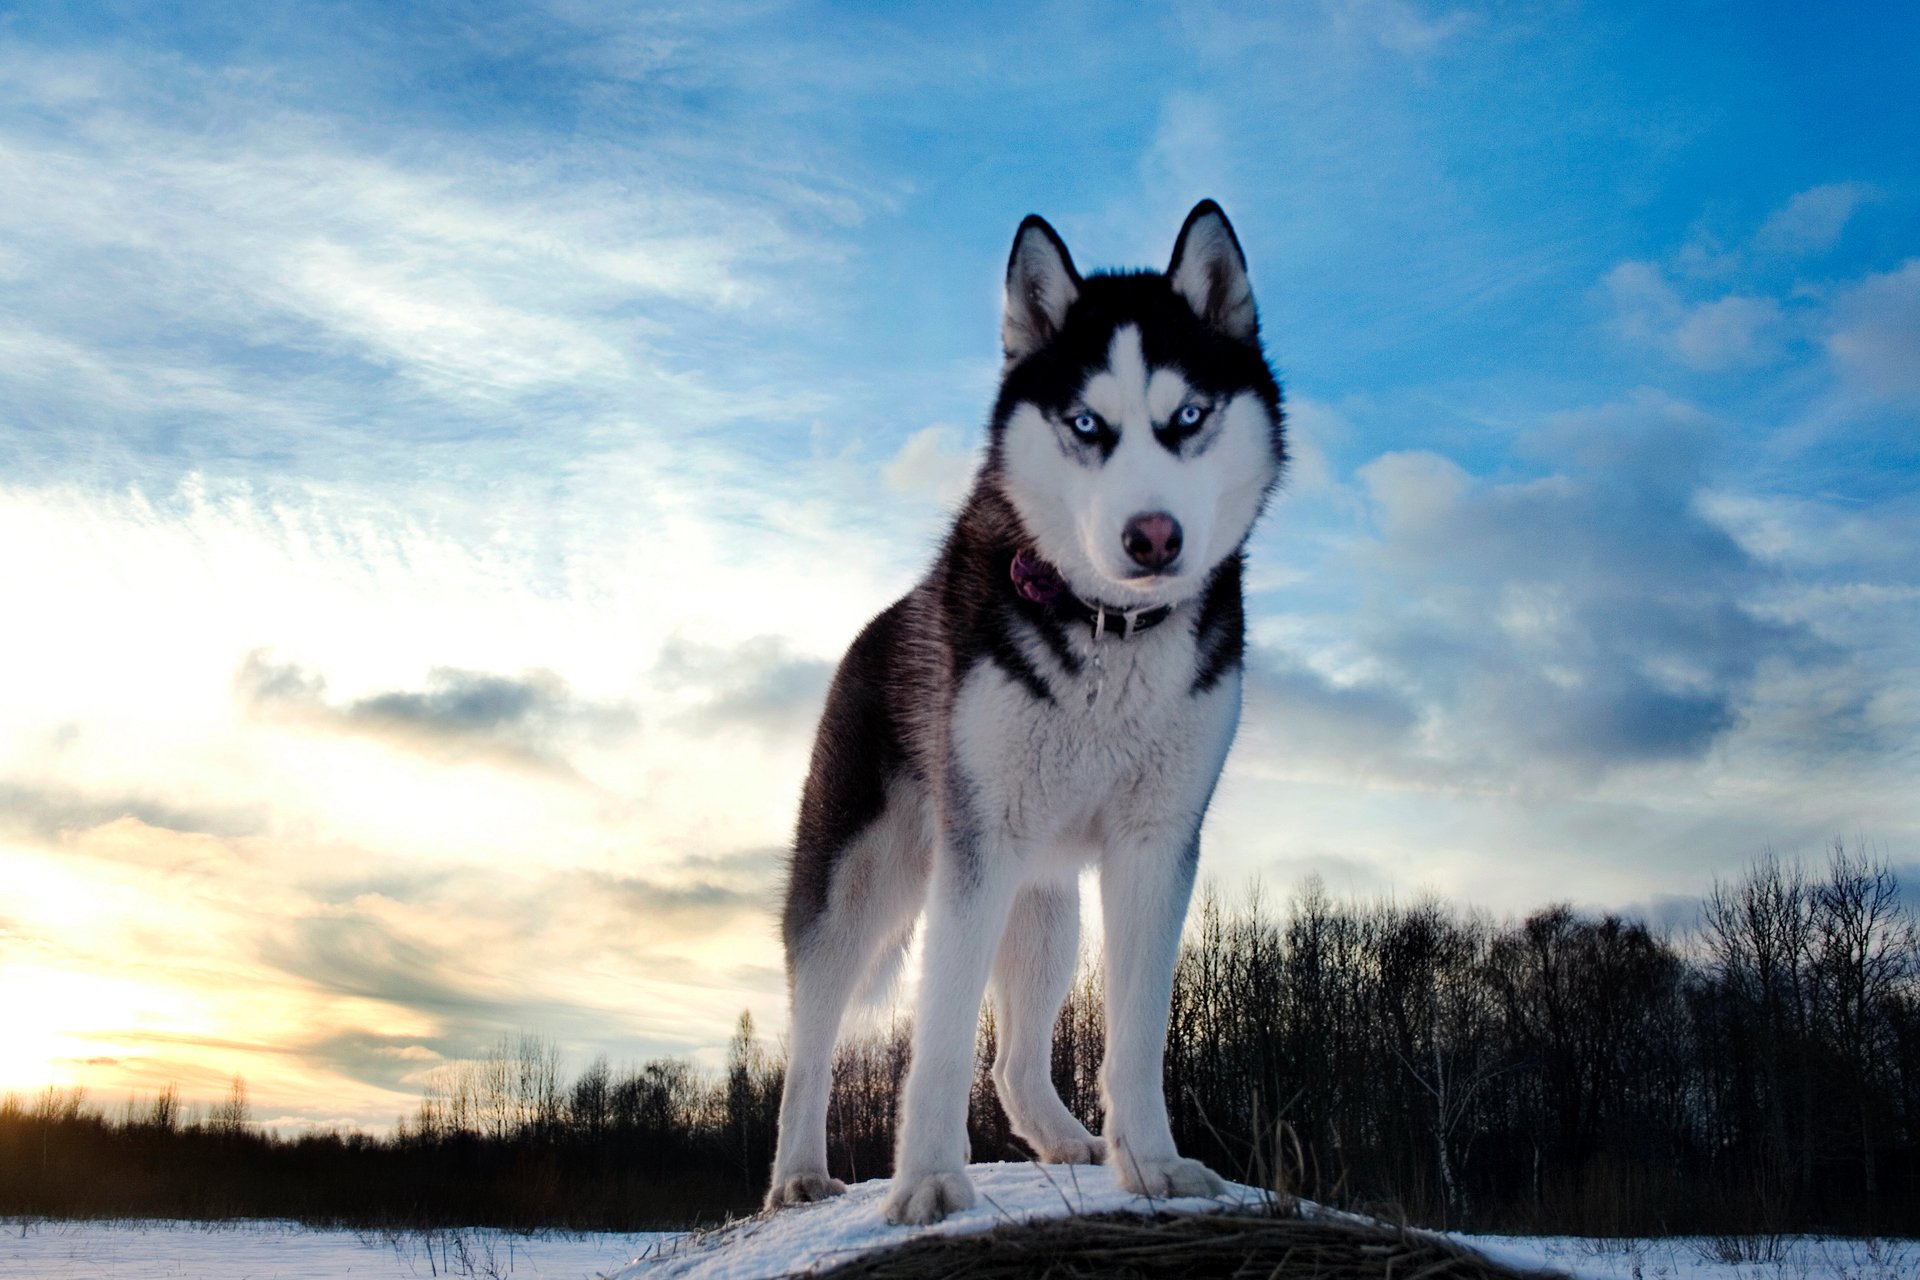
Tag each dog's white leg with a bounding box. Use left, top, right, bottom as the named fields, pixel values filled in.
left=989, top=881, right=1106, bottom=1164
left=882, top=843, right=1020, bottom=1225
left=768, top=800, right=930, bottom=1210
left=765, top=931, right=861, bottom=1209
left=1098, top=829, right=1225, bottom=1199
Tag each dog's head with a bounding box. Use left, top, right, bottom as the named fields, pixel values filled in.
left=988, top=201, right=1284, bottom=611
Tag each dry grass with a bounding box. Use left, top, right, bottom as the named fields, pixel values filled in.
left=810, top=1206, right=1565, bottom=1280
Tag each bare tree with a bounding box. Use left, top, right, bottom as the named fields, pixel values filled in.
left=569, top=1055, right=612, bottom=1141
left=209, top=1074, right=251, bottom=1137
left=1808, top=840, right=1916, bottom=1193
left=1703, top=853, right=1817, bottom=1197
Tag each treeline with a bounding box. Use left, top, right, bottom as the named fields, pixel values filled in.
left=1151, top=844, right=1920, bottom=1234
left=0, top=1029, right=775, bottom=1228
left=3, top=843, right=1915, bottom=1234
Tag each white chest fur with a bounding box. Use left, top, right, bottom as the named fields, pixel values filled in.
left=948, top=619, right=1240, bottom=861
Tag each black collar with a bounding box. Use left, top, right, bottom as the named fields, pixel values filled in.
left=1009, top=549, right=1174, bottom=640
left=1056, top=594, right=1174, bottom=639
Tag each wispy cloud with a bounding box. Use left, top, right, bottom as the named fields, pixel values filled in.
left=1603, top=262, right=1787, bottom=371
left=1826, top=259, right=1920, bottom=402
left=1753, top=182, right=1877, bottom=258
left=236, top=652, right=636, bottom=775
left=652, top=636, right=833, bottom=741
left=1345, top=397, right=1818, bottom=777
left=0, top=26, right=865, bottom=491
left=0, top=781, right=267, bottom=843
left=883, top=425, right=980, bottom=509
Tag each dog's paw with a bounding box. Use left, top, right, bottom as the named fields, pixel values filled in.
left=882, top=1169, right=976, bottom=1225
left=1114, top=1153, right=1226, bottom=1199
left=1035, top=1134, right=1108, bottom=1164
left=764, top=1170, right=846, bottom=1210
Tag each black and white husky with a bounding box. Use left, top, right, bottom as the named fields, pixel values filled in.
left=767, top=201, right=1285, bottom=1225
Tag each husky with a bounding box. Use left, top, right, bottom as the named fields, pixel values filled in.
left=765, top=201, right=1285, bottom=1225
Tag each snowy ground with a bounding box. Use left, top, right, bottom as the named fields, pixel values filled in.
left=612, top=1163, right=1920, bottom=1280
left=613, top=1160, right=1275, bottom=1279
left=0, top=1218, right=672, bottom=1279
left=1467, top=1233, right=1919, bottom=1280
left=4, top=1165, right=1915, bottom=1280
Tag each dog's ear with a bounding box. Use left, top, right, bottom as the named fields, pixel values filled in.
left=1003, top=215, right=1081, bottom=363
left=1168, top=200, right=1257, bottom=343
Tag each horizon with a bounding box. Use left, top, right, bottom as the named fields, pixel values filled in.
left=0, top=840, right=1889, bottom=1143
left=1, top=842, right=1898, bottom=1137
left=2, top=1, right=1917, bottom=1132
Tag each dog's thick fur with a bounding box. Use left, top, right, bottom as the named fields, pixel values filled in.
left=767, top=202, right=1285, bottom=1225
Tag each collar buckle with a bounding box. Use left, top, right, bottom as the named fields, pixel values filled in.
left=1093, top=604, right=1149, bottom=642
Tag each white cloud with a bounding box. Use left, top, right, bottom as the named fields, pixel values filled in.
left=1752, top=181, right=1875, bottom=257
left=1274, top=397, right=1343, bottom=494
left=653, top=634, right=834, bottom=739
left=1357, top=448, right=1470, bottom=536
left=1669, top=293, right=1785, bottom=369
left=1604, top=261, right=1684, bottom=342
left=0, top=455, right=907, bottom=826
left=1603, top=261, right=1784, bottom=370
left=0, top=463, right=895, bottom=1119
left=1210, top=395, right=1920, bottom=912
left=277, top=238, right=630, bottom=397
left=883, top=424, right=978, bottom=508
left=1137, top=93, right=1235, bottom=239
left=1827, top=258, right=1920, bottom=401
left=1343, top=403, right=1815, bottom=781
left=0, top=39, right=866, bottom=491
left=1318, top=0, right=1476, bottom=56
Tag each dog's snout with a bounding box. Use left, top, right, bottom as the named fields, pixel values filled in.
left=1121, top=511, right=1183, bottom=571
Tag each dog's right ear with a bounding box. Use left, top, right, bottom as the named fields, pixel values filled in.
left=1002, top=215, right=1081, bottom=363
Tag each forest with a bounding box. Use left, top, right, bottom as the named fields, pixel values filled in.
left=3, top=843, right=1915, bottom=1235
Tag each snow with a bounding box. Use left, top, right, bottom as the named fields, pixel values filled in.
left=603, top=1164, right=1919, bottom=1280
left=1460, top=1234, right=1920, bottom=1280
left=3, top=1180, right=1914, bottom=1280
left=611, top=1161, right=1275, bottom=1279
left=0, top=1218, right=671, bottom=1279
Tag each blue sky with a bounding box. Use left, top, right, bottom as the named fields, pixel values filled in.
left=1, top=1, right=1916, bottom=1129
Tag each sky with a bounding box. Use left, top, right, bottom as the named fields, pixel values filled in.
left=1, top=1, right=1916, bottom=1131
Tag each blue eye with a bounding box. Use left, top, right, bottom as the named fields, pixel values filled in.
left=1068, top=412, right=1102, bottom=439
left=1176, top=404, right=1206, bottom=428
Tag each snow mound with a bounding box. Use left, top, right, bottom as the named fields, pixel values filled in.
left=612, top=1161, right=1275, bottom=1280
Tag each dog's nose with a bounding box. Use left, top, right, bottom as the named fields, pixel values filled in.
left=1121, top=511, right=1183, bottom=571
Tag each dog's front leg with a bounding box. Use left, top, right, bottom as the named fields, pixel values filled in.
left=1098, top=826, right=1226, bottom=1199
left=882, top=828, right=1019, bottom=1225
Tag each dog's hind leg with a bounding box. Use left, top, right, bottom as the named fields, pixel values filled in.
left=766, top=790, right=929, bottom=1210
left=989, top=880, right=1107, bottom=1164
left=765, top=934, right=861, bottom=1209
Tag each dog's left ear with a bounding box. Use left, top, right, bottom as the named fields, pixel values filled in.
left=1167, top=200, right=1258, bottom=343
